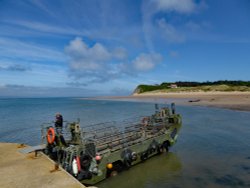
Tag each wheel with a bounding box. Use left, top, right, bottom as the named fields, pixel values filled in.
left=162, top=141, right=169, bottom=152
left=157, top=145, right=164, bottom=154
left=140, top=152, right=148, bottom=161
left=110, top=170, right=118, bottom=177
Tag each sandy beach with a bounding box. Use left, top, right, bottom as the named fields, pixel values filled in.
left=99, top=92, right=250, bottom=112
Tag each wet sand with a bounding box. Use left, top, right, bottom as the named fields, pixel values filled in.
left=97, top=92, right=250, bottom=111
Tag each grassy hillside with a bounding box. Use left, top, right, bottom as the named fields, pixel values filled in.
left=134, top=81, right=250, bottom=94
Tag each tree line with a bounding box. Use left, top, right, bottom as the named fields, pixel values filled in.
left=135, top=80, right=250, bottom=93
left=161, top=80, right=250, bottom=87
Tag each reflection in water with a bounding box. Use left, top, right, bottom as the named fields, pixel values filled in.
left=97, top=152, right=182, bottom=188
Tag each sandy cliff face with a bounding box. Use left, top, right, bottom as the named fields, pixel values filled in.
left=132, top=86, right=141, bottom=95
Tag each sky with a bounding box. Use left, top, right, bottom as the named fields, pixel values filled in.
left=0, top=0, right=250, bottom=97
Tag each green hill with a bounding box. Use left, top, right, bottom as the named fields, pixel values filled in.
left=133, top=80, right=250, bottom=94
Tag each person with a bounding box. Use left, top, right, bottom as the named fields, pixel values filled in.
left=55, top=113, right=63, bottom=134
left=171, top=103, right=175, bottom=114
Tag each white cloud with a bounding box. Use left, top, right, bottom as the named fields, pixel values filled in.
left=6, top=20, right=90, bottom=37
left=0, top=60, right=68, bottom=88
left=28, top=0, right=57, bottom=18
left=113, top=47, right=127, bottom=60
left=0, top=84, right=98, bottom=97
left=141, top=0, right=198, bottom=50
left=1, top=19, right=125, bottom=43
left=155, top=0, right=196, bottom=13
left=65, top=37, right=111, bottom=71
left=0, top=37, right=65, bottom=62
left=0, top=64, right=31, bottom=72
left=157, top=18, right=185, bottom=43
left=64, top=37, right=128, bottom=83
left=64, top=37, right=163, bottom=84
left=132, top=53, right=163, bottom=71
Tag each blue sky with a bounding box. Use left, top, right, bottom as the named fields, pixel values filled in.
left=0, top=0, right=250, bottom=97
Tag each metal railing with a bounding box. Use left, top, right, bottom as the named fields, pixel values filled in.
left=41, top=116, right=170, bottom=151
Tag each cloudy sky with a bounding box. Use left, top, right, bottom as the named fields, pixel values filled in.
left=0, top=0, right=250, bottom=97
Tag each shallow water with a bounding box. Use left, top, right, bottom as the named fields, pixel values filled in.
left=0, top=98, right=249, bottom=188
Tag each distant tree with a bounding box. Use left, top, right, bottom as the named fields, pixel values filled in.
left=134, top=80, right=250, bottom=93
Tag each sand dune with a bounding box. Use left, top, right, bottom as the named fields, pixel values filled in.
left=104, top=92, right=250, bottom=111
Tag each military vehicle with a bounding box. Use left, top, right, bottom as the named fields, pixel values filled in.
left=41, top=103, right=182, bottom=185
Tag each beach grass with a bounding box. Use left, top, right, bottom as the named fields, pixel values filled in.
left=136, top=84, right=250, bottom=94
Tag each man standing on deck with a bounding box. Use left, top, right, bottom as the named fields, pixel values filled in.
left=55, top=113, right=63, bottom=134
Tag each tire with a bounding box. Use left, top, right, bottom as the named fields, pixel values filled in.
left=110, top=170, right=118, bottom=177
left=140, top=152, right=148, bottom=161
left=162, top=141, right=169, bottom=152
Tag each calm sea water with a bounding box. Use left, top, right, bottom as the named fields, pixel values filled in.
left=0, top=98, right=249, bottom=188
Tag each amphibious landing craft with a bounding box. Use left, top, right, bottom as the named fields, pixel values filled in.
left=41, top=103, right=182, bottom=185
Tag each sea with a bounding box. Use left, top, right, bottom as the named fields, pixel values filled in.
left=0, top=97, right=250, bottom=188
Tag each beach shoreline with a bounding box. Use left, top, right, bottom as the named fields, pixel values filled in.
left=90, top=92, right=250, bottom=112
